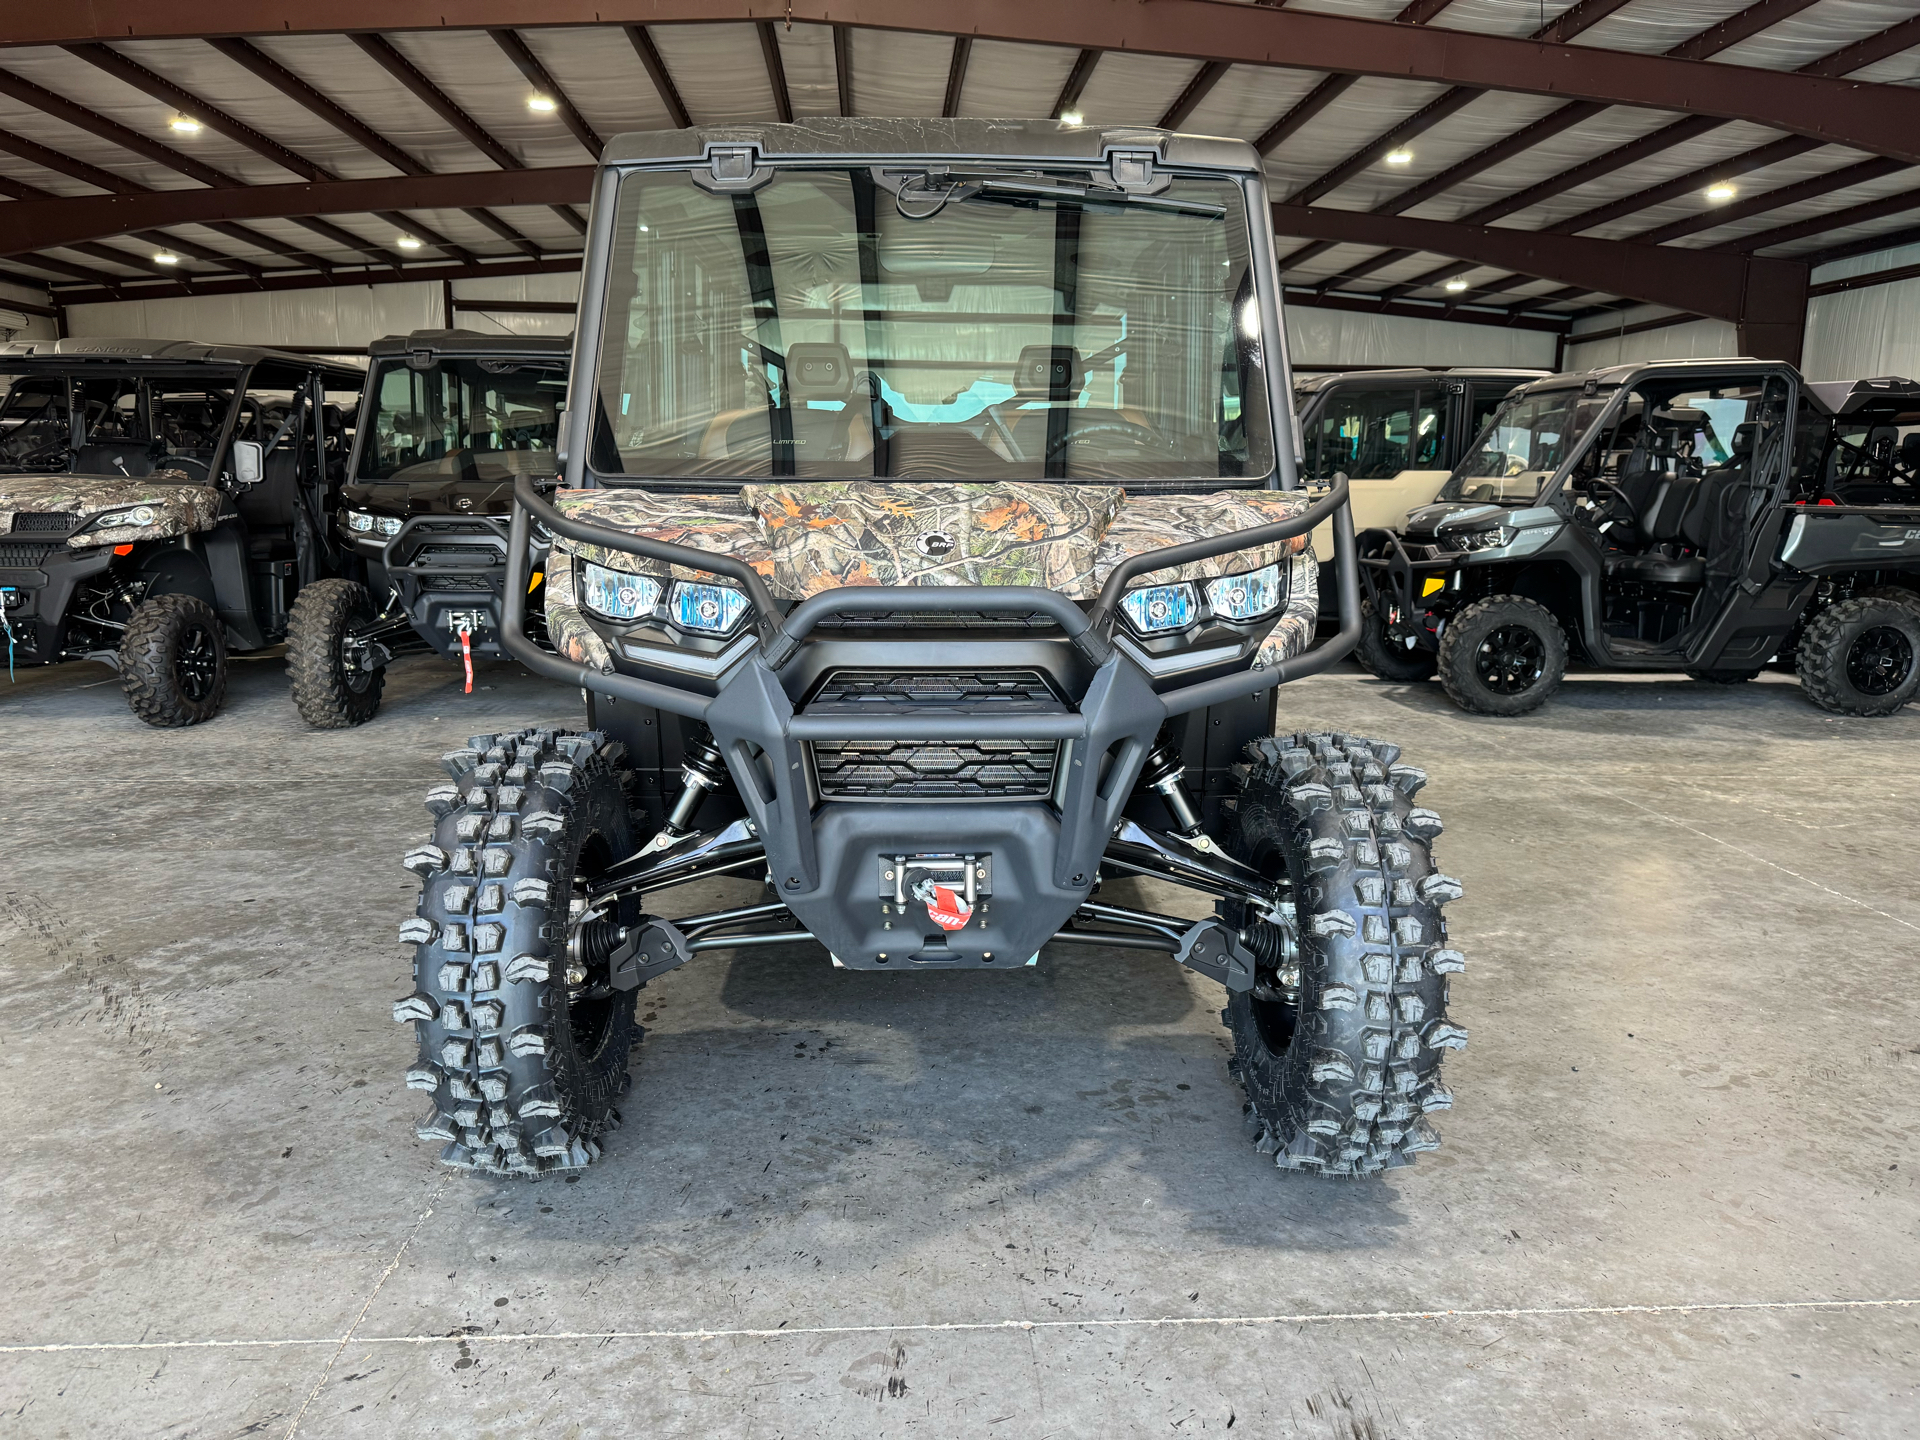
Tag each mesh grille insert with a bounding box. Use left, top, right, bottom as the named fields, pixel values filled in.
left=11, top=512, right=76, bottom=533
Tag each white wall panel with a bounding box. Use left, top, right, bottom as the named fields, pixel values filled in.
left=1284, top=306, right=1558, bottom=369
left=1563, top=316, right=1739, bottom=371
left=66, top=282, right=443, bottom=350
left=1803, top=244, right=1920, bottom=381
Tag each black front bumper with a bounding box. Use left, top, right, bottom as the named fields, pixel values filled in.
left=0, top=540, right=114, bottom=663
left=350, top=514, right=545, bottom=659
left=500, top=473, right=1362, bottom=969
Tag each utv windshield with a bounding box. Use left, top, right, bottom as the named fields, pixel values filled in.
left=589, top=166, right=1272, bottom=485
left=1439, top=386, right=1614, bottom=504
left=0, top=372, right=240, bottom=478
left=358, top=356, right=566, bottom=482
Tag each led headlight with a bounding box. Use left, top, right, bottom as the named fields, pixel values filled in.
left=1205, top=564, right=1282, bottom=621
left=581, top=561, right=661, bottom=621
left=377, top=515, right=404, bottom=537
left=346, top=510, right=375, bottom=533
left=668, top=580, right=750, bottom=634
left=97, top=505, right=156, bottom=528
left=1121, top=582, right=1198, bottom=634
left=1448, top=525, right=1515, bottom=553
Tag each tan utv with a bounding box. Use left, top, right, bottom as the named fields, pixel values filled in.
left=387, top=120, right=1472, bottom=1181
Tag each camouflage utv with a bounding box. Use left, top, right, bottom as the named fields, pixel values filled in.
left=391, top=120, right=1471, bottom=1179
left=0, top=340, right=363, bottom=724
left=287, top=330, right=568, bottom=727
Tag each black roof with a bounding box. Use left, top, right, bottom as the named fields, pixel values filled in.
left=367, top=329, right=573, bottom=361
left=1294, top=367, right=1548, bottom=392
left=0, top=336, right=366, bottom=387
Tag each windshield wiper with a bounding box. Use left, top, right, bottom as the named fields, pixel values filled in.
left=887, top=170, right=1224, bottom=220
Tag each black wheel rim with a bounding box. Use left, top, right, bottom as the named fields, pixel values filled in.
left=565, top=833, right=623, bottom=1060
left=1247, top=840, right=1298, bottom=1056
left=1845, top=624, right=1915, bottom=697
left=337, top=623, right=376, bottom=695
left=1474, top=623, right=1546, bottom=695
left=174, top=623, right=218, bottom=701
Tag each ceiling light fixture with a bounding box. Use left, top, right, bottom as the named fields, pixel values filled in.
left=527, top=94, right=558, bottom=113
left=1443, top=277, right=1469, bottom=292
left=1058, top=110, right=1084, bottom=126
left=395, top=234, right=423, bottom=250
left=152, top=251, right=180, bottom=265
left=1704, top=182, right=1737, bottom=202
left=169, top=115, right=202, bottom=134
left=1384, top=148, right=1414, bottom=166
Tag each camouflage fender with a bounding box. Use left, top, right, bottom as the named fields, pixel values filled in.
left=0, top=472, right=224, bottom=546
left=1092, top=491, right=1315, bottom=586
left=738, top=481, right=1124, bottom=598
left=542, top=548, right=616, bottom=673
left=551, top=489, right=773, bottom=584
left=1251, top=551, right=1319, bottom=670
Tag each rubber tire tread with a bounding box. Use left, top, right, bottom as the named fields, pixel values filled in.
left=1353, top=596, right=1438, bottom=682
left=398, top=728, right=641, bottom=1176
left=1436, top=593, right=1567, bottom=716
left=288, top=577, right=385, bottom=729
left=118, top=592, right=227, bottom=727
left=1222, top=730, right=1463, bottom=1177
left=1795, top=594, right=1920, bottom=717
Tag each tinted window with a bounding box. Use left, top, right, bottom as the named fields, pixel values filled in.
left=1308, top=386, right=1444, bottom=480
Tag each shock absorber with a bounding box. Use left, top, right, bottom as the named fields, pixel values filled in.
left=1140, top=742, right=1205, bottom=838
left=664, top=732, right=728, bottom=833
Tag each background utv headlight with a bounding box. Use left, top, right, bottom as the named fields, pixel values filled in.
left=1450, top=525, right=1515, bottom=553
left=1122, top=582, right=1198, bottom=633
left=1205, top=564, right=1282, bottom=621
left=581, top=561, right=661, bottom=621
left=346, top=510, right=375, bottom=533
left=668, top=580, right=749, bottom=634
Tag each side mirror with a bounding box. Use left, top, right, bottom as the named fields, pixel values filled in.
left=230, top=439, right=263, bottom=488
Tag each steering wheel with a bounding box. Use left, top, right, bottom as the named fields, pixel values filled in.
left=1043, top=418, right=1171, bottom=463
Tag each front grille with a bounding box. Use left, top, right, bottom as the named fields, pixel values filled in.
left=11, top=512, right=76, bottom=533
left=413, top=543, right=501, bottom=564
left=413, top=520, right=494, bottom=535
left=0, top=543, right=53, bottom=568
left=804, top=669, right=1066, bottom=801
left=420, top=574, right=494, bottom=591
left=811, top=610, right=1058, bottom=631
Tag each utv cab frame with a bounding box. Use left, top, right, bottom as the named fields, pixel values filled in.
left=286, top=330, right=568, bottom=727
left=0, top=339, right=363, bottom=724
left=390, top=120, right=1473, bottom=1182
left=1354, top=360, right=1918, bottom=714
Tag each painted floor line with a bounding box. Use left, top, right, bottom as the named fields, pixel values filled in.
left=1596, top=790, right=1920, bottom=930
left=4, top=1297, right=1912, bottom=1356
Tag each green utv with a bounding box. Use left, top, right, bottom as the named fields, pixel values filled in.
left=0, top=340, right=363, bottom=724
left=1355, top=361, right=1918, bottom=715
left=390, top=120, right=1471, bottom=1179
left=287, top=331, right=569, bottom=727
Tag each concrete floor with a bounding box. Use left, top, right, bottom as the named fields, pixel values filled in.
left=1, top=650, right=1915, bottom=1439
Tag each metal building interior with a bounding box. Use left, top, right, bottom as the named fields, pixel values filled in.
left=0, top=3, right=1915, bottom=1437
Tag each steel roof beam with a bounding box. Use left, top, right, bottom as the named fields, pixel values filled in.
left=942, top=36, right=971, bottom=119
left=757, top=22, right=794, bottom=124
left=1159, top=61, right=1228, bottom=132
left=833, top=25, right=853, bottom=117
left=44, top=254, right=586, bottom=307
left=0, top=1, right=1909, bottom=158
left=347, top=33, right=520, bottom=171
left=624, top=26, right=690, bottom=129
left=1720, top=190, right=1918, bottom=252
left=206, top=36, right=428, bottom=176
left=1051, top=48, right=1098, bottom=120
left=0, top=126, right=143, bottom=193
left=490, top=28, right=604, bottom=157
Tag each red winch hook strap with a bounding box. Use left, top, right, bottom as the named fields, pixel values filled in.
left=459, top=626, right=473, bottom=695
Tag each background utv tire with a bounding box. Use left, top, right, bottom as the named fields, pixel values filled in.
left=1354, top=596, right=1437, bottom=683
left=1221, top=731, right=1466, bottom=1176
left=1796, top=594, right=1919, bottom=716
left=119, top=592, right=227, bottom=726
left=1437, top=594, right=1566, bottom=716
left=288, top=577, right=385, bottom=728
left=394, top=728, right=642, bottom=1175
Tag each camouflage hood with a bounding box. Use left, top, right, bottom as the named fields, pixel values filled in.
left=543, top=481, right=1318, bottom=673
left=0, top=472, right=226, bottom=547
left=550, top=482, right=1313, bottom=598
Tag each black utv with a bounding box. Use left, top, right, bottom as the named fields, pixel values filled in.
left=0, top=339, right=362, bottom=724
left=286, top=330, right=568, bottom=726
left=1355, top=360, right=1918, bottom=715
left=387, top=119, right=1473, bottom=1180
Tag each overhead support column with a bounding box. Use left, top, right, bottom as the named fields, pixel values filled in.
left=1737, top=258, right=1811, bottom=364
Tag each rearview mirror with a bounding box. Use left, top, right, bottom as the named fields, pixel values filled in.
left=230, top=439, right=263, bottom=488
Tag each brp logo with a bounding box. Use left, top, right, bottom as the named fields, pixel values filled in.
left=915, top=530, right=956, bottom=558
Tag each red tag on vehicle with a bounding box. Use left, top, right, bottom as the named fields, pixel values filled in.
left=926, top=885, right=972, bottom=930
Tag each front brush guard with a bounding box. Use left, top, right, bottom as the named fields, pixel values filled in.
left=500, top=472, right=1358, bottom=971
